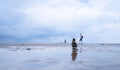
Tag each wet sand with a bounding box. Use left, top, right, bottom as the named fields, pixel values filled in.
left=0, top=43, right=120, bottom=70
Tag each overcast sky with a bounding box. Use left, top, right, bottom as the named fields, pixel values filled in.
left=0, top=0, right=120, bottom=43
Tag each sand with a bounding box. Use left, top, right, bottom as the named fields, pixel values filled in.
left=0, top=43, right=120, bottom=70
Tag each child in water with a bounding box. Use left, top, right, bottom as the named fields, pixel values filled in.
left=72, top=38, right=77, bottom=49
left=79, top=33, right=83, bottom=43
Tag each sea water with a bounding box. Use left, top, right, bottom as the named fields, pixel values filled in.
left=0, top=44, right=120, bottom=70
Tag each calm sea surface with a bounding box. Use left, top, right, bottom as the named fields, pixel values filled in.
left=0, top=44, right=120, bottom=70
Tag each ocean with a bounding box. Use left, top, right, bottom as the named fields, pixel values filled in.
left=0, top=43, right=120, bottom=70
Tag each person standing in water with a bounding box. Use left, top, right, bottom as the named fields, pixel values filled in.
left=79, top=33, right=83, bottom=53
left=64, top=40, right=66, bottom=43
left=79, top=33, right=83, bottom=43
left=72, top=38, right=77, bottom=49
left=71, top=38, right=78, bottom=61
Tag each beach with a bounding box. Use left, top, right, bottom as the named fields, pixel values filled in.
left=0, top=43, right=120, bottom=70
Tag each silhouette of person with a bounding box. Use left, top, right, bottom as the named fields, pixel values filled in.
left=79, top=33, right=83, bottom=42
left=64, top=40, right=66, bottom=43
left=71, top=48, right=78, bottom=61
left=72, top=38, right=77, bottom=49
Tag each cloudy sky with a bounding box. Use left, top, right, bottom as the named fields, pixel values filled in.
left=0, top=0, right=120, bottom=43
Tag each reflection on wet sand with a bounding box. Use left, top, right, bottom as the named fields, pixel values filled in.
left=71, top=48, right=78, bottom=61
left=1, top=44, right=120, bottom=70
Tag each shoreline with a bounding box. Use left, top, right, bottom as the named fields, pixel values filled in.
left=0, top=43, right=120, bottom=47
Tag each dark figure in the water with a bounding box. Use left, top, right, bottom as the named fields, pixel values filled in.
left=72, top=38, right=77, bottom=49
left=64, top=40, right=66, bottom=43
left=79, top=33, right=83, bottom=42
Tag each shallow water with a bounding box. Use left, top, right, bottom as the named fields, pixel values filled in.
left=0, top=44, right=120, bottom=70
